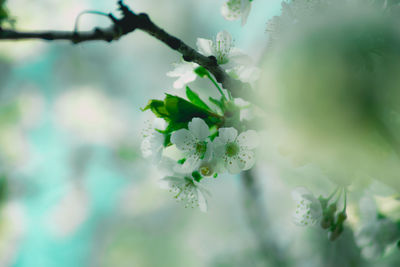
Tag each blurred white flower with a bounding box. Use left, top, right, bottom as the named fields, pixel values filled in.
left=227, top=65, right=261, bottom=84
left=212, top=128, right=258, bottom=174
left=160, top=174, right=210, bottom=212
left=221, top=0, right=252, bottom=26
left=166, top=61, right=199, bottom=89
left=196, top=30, right=250, bottom=68
left=291, top=187, right=322, bottom=226
left=171, top=118, right=212, bottom=172
left=356, top=197, right=400, bottom=258
left=357, top=216, right=400, bottom=258
left=46, top=184, right=90, bottom=238
left=54, top=87, right=129, bottom=146
left=0, top=201, right=26, bottom=267
left=141, top=118, right=166, bottom=163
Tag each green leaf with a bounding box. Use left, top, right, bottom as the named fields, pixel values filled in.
left=186, top=86, right=211, bottom=111
left=142, top=100, right=169, bottom=119
left=194, top=66, right=209, bottom=78
left=164, top=94, right=212, bottom=122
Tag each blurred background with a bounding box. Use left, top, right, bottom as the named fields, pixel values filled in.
left=0, top=0, right=400, bottom=266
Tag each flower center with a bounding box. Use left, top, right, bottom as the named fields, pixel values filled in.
left=195, top=141, right=207, bottom=155
left=200, top=164, right=213, bottom=177
left=225, top=142, right=239, bottom=157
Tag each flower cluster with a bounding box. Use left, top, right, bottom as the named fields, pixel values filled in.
left=292, top=187, right=349, bottom=241
left=167, top=30, right=259, bottom=89
left=143, top=30, right=260, bottom=211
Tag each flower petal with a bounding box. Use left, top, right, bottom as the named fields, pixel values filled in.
left=167, top=62, right=198, bottom=89
left=196, top=38, right=214, bottom=56
left=180, top=154, right=201, bottom=173
left=240, top=0, right=252, bottom=26
left=238, top=149, right=255, bottom=170
left=211, top=137, right=225, bottom=158
left=188, top=118, right=209, bottom=140
left=221, top=0, right=241, bottom=21
left=196, top=188, right=208, bottom=212
left=228, top=48, right=252, bottom=65
left=171, top=129, right=196, bottom=152
left=237, top=130, right=259, bottom=149
left=218, top=127, right=238, bottom=143
left=225, top=156, right=242, bottom=174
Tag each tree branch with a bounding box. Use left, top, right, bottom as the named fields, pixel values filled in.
left=241, top=169, right=287, bottom=266
left=0, top=1, right=254, bottom=101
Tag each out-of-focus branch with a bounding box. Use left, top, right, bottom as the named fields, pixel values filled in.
left=0, top=1, right=254, bottom=101
left=241, top=169, right=287, bottom=266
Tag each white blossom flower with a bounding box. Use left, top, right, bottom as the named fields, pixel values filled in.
left=356, top=197, right=400, bottom=258
left=141, top=119, right=166, bottom=163
left=196, top=30, right=250, bottom=68
left=171, top=118, right=212, bottom=172
left=166, top=61, right=199, bottom=89
left=221, top=0, right=252, bottom=26
left=212, top=128, right=259, bottom=174
left=291, top=187, right=323, bottom=226
left=160, top=174, right=210, bottom=212
left=227, top=65, right=261, bottom=84
left=356, top=216, right=400, bottom=258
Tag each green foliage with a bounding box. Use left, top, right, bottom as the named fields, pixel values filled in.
left=194, top=66, right=209, bottom=78
left=0, top=0, right=12, bottom=26
left=0, top=174, right=7, bottom=205
left=186, top=86, right=210, bottom=111
left=143, top=92, right=223, bottom=146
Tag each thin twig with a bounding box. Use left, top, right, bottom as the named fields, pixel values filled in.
left=0, top=1, right=254, bottom=101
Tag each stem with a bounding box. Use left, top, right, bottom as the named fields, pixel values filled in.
left=206, top=73, right=227, bottom=100
left=326, top=187, right=340, bottom=202
left=342, top=188, right=347, bottom=213
left=240, top=169, right=287, bottom=266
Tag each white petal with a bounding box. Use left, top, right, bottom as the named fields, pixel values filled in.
left=167, top=62, right=198, bottom=89
left=180, top=154, right=201, bottom=173
left=211, top=137, right=225, bottom=158
left=225, top=156, right=242, bottom=174
left=158, top=156, right=178, bottom=175
left=228, top=48, right=252, bottom=66
left=238, top=150, right=255, bottom=170
left=188, top=118, right=209, bottom=140
left=221, top=0, right=241, bottom=21
left=196, top=188, right=208, bottom=212
left=196, top=38, right=214, bottom=56
left=160, top=176, right=184, bottom=188
left=171, top=129, right=196, bottom=152
left=237, top=130, right=259, bottom=149
left=240, top=0, right=252, bottom=26
left=218, top=127, right=238, bottom=143
left=291, top=187, right=313, bottom=201
left=141, top=137, right=152, bottom=158
left=203, top=143, right=212, bottom=161
left=235, top=65, right=261, bottom=83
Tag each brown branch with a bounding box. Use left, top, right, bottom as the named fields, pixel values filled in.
left=0, top=1, right=255, bottom=102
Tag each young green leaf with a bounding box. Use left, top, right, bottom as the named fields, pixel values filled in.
left=194, top=66, right=209, bottom=78
left=186, top=86, right=211, bottom=111
left=164, top=94, right=213, bottom=122
left=142, top=100, right=169, bottom=120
